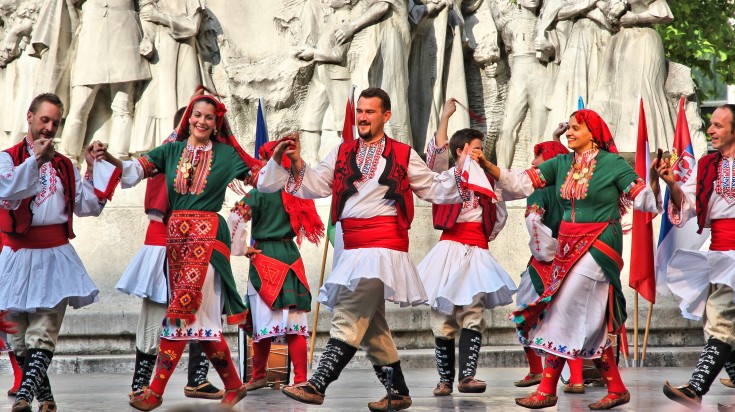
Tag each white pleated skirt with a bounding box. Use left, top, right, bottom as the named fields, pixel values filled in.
left=116, top=244, right=168, bottom=304
left=247, top=282, right=309, bottom=343
left=318, top=247, right=427, bottom=311
left=526, top=253, right=612, bottom=359
left=161, top=265, right=223, bottom=341
left=0, top=244, right=99, bottom=311
left=417, top=240, right=517, bottom=315
left=666, top=249, right=735, bottom=320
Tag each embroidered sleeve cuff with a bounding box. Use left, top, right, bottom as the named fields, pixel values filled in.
left=285, top=162, right=306, bottom=194
left=667, top=198, right=685, bottom=227
left=138, top=156, right=158, bottom=178
left=425, top=134, right=449, bottom=170
left=525, top=167, right=546, bottom=189
left=230, top=200, right=253, bottom=222
left=525, top=203, right=545, bottom=218
left=625, top=178, right=646, bottom=199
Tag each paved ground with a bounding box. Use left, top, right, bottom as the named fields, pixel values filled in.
left=0, top=367, right=733, bottom=411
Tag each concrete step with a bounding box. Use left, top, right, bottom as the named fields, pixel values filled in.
left=52, top=302, right=705, bottom=355
left=0, top=346, right=703, bottom=375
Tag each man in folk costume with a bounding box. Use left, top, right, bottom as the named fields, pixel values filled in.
left=258, top=87, right=470, bottom=411
left=117, top=106, right=223, bottom=400
left=0, top=93, right=111, bottom=412
left=514, top=138, right=587, bottom=394
left=417, top=99, right=517, bottom=396
left=474, top=109, right=662, bottom=409
left=228, top=139, right=325, bottom=391
left=658, top=104, right=735, bottom=410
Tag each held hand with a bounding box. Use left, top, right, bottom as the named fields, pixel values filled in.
left=335, top=23, right=356, bottom=45
left=456, top=143, right=470, bottom=170
left=654, top=157, right=677, bottom=187
left=140, top=37, right=154, bottom=59
left=245, top=246, right=262, bottom=259
left=284, top=132, right=303, bottom=166
left=441, top=98, right=458, bottom=120
left=295, top=46, right=315, bottom=61
left=552, top=122, right=569, bottom=141
left=469, top=147, right=492, bottom=172
left=33, top=137, right=54, bottom=165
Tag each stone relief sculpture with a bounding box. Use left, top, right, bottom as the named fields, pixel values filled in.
left=540, top=0, right=627, bottom=136
left=408, top=0, right=470, bottom=152
left=0, top=0, right=41, bottom=144
left=589, top=0, right=674, bottom=152
left=295, top=0, right=356, bottom=166
left=58, top=0, right=151, bottom=164
left=29, top=0, right=79, bottom=116
left=130, top=0, right=208, bottom=155
left=492, top=0, right=551, bottom=168
left=341, top=0, right=412, bottom=145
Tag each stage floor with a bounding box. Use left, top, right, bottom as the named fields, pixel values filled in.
left=0, top=367, right=732, bottom=411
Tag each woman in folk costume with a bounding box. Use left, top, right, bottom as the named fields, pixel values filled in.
left=101, top=94, right=260, bottom=411
left=228, top=138, right=324, bottom=391
left=515, top=139, right=586, bottom=395
left=117, top=105, right=223, bottom=400
left=417, top=100, right=517, bottom=396
left=473, top=109, right=661, bottom=409
left=0, top=308, right=21, bottom=397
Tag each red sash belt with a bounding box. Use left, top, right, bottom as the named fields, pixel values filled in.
left=341, top=216, right=409, bottom=252
left=710, top=219, right=735, bottom=251
left=144, top=220, right=167, bottom=246
left=165, top=210, right=229, bottom=327
left=251, top=252, right=308, bottom=310
left=3, top=224, right=68, bottom=251
left=440, top=222, right=488, bottom=249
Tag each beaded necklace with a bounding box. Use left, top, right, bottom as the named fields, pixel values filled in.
left=560, top=148, right=598, bottom=201
left=174, top=140, right=214, bottom=195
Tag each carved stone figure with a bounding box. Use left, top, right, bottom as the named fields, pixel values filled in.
left=589, top=0, right=674, bottom=152
left=130, top=0, right=207, bottom=155
left=296, top=0, right=355, bottom=165
left=0, top=0, right=41, bottom=144
left=540, top=0, right=626, bottom=137
left=408, top=0, right=470, bottom=152
left=58, top=0, right=151, bottom=164
left=492, top=0, right=551, bottom=168
left=341, top=0, right=412, bottom=145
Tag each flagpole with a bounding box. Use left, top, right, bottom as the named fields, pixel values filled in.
left=641, top=301, right=654, bottom=365
left=633, top=291, right=639, bottom=367
left=308, top=234, right=330, bottom=368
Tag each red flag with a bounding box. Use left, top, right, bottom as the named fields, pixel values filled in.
left=341, top=89, right=356, bottom=141
left=629, top=99, right=656, bottom=303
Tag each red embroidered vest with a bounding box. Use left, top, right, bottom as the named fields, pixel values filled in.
left=695, top=152, right=721, bottom=234
left=331, top=136, right=414, bottom=230
left=0, top=140, right=76, bottom=238
left=432, top=174, right=497, bottom=240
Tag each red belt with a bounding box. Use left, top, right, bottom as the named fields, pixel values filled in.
left=439, top=222, right=488, bottom=249
left=3, top=224, right=69, bottom=251
left=341, top=216, right=408, bottom=252
left=710, top=219, right=735, bottom=251
left=144, top=220, right=167, bottom=246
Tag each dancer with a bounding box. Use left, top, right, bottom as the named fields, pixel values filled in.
left=418, top=98, right=517, bottom=396
left=514, top=136, right=587, bottom=394
left=657, top=104, right=735, bottom=410
left=473, top=109, right=661, bottom=409
left=117, top=106, right=222, bottom=400
left=0, top=93, right=109, bottom=412
left=100, top=94, right=259, bottom=411
left=228, top=139, right=324, bottom=390
left=0, top=236, right=22, bottom=397
left=258, top=87, right=468, bottom=411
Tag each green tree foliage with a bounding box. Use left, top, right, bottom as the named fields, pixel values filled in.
left=657, top=0, right=735, bottom=100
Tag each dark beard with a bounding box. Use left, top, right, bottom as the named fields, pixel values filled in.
left=358, top=127, right=371, bottom=140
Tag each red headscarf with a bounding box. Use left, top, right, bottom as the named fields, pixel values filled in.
left=533, top=141, right=569, bottom=161
left=573, top=109, right=619, bottom=154
left=573, top=109, right=631, bottom=215
left=176, top=92, right=261, bottom=193
left=259, top=138, right=325, bottom=246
